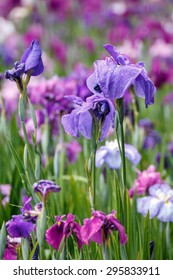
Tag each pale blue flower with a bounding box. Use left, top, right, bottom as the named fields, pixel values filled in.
left=96, top=139, right=141, bottom=169
left=137, top=183, right=173, bottom=222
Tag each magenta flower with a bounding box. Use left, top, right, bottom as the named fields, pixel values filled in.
left=81, top=210, right=127, bottom=245
left=33, top=180, right=61, bottom=200
left=137, top=183, right=173, bottom=222
left=61, top=95, right=115, bottom=141
left=46, top=214, right=84, bottom=251
left=3, top=236, right=21, bottom=260
left=87, top=44, right=156, bottom=108
left=129, top=165, right=163, bottom=198
left=5, top=39, right=44, bottom=89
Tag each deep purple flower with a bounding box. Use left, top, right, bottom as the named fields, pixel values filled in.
left=46, top=214, right=84, bottom=251
left=139, top=118, right=161, bottom=149
left=33, top=180, right=61, bottom=200
left=5, top=39, right=44, bottom=87
left=61, top=95, right=115, bottom=141
left=156, top=142, right=173, bottom=169
left=6, top=215, right=34, bottom=238
left=137, top=183, right=173, bottom=222
left=87, top=44, right=156, bottom=108
left=81, top=210, right=127, bottom=245
left=96, top=139, right=141, bottom=169
left=139, top=118, right=154, bottom=131
left=6, top=197, right=41, bottom=238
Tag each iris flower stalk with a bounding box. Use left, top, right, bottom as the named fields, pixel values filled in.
left=5, top=40, right=44, bottom=197
left=62, top=95, right=115, bottom=209
left=116, top=98, right=126, bottom=189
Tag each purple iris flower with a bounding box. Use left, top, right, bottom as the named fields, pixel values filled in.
left=61, top=95, right=115, bottom=141
left=5, top=39, right=44, bottom=88
left=87, top=44, right=156, bottom=108
left=81, top=210, right=127, bottom=245
left=96, top=139, right=141, bottom=169
left=6, top=215, right=34, bottom=239
left=6, top=197, right=41, bottom=238
left=137, top=183, right=173, bottom=222
left=46, top=214, right=84, bottom=251
left=33, top=180, right=61, bottom=200
left=139, top=118, right=161, bottom=149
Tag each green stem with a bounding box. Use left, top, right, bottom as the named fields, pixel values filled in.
left=21, top=120, right=36, bottom=180
left=116, top=99, right=126, bottom=189
left=91, top=135, right=97, bottom=210
left=120, top=119, right=126, bottom=188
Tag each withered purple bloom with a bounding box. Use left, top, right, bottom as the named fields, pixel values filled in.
left=33, top=180, right=61, bottom=200
left=61, top=95, right=115, bottom=141
left=5, top=39, right=44, bottom=88
left=87, top=44, right=156, bottom=108
left=81, top=210, right=127, bottom=245
left=46, top=214, right=84, bottom=251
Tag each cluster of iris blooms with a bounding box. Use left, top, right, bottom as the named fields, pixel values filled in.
left=2, top=36, right=173, bottom=260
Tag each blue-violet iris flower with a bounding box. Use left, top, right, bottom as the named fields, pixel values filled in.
left=96, top=139, right=141, bottom=169
left=87, top=44, right=156, bottom=108
left=61, top=95, right=115, bottom=141
left=33, top=180, right=61, bottom=200
left=46, top=214, right=84, bottom=251
left=137, top=183, right=173, bottom=222
left=81, top=210, right=127, bottom=245
left=5, top=39, right=44, bottom=89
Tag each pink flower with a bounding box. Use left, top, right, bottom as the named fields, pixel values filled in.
left=129, top=165, right=163, bottom=197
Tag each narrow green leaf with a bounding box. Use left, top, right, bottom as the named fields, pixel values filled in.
left=21, top=238, right=30, bottom=260
left=143, top=212, right=150, bottom=260
left=0, top=222, right=7, bottom=259
left=36, top=207, right=47, bottom=248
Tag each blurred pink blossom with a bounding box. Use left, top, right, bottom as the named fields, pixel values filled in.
left=129, top=165, right=163, bottom=197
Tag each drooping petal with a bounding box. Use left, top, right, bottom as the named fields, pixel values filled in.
left=110, top=217, right=128, bottom=245
left=157, top=203, right=173, bottom=222
left=134, top=74, right=156, bottom=108
left=137, top=197, right=163, bottom=218
left=45, top=222, right=64, bottom=251
left=95, top=148, right=108, bottom=167
left=80, top=217, right=103, bottom=245
left=78, top=111, right=92, bottom=139
left=72, top=223, right=84, bottom=249
left=61, top=108, right=80, bottom=137
left=124, top=144, right=141, bottom=165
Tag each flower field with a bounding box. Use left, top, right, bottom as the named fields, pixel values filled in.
left=0, top=0, right=173, bottom=260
